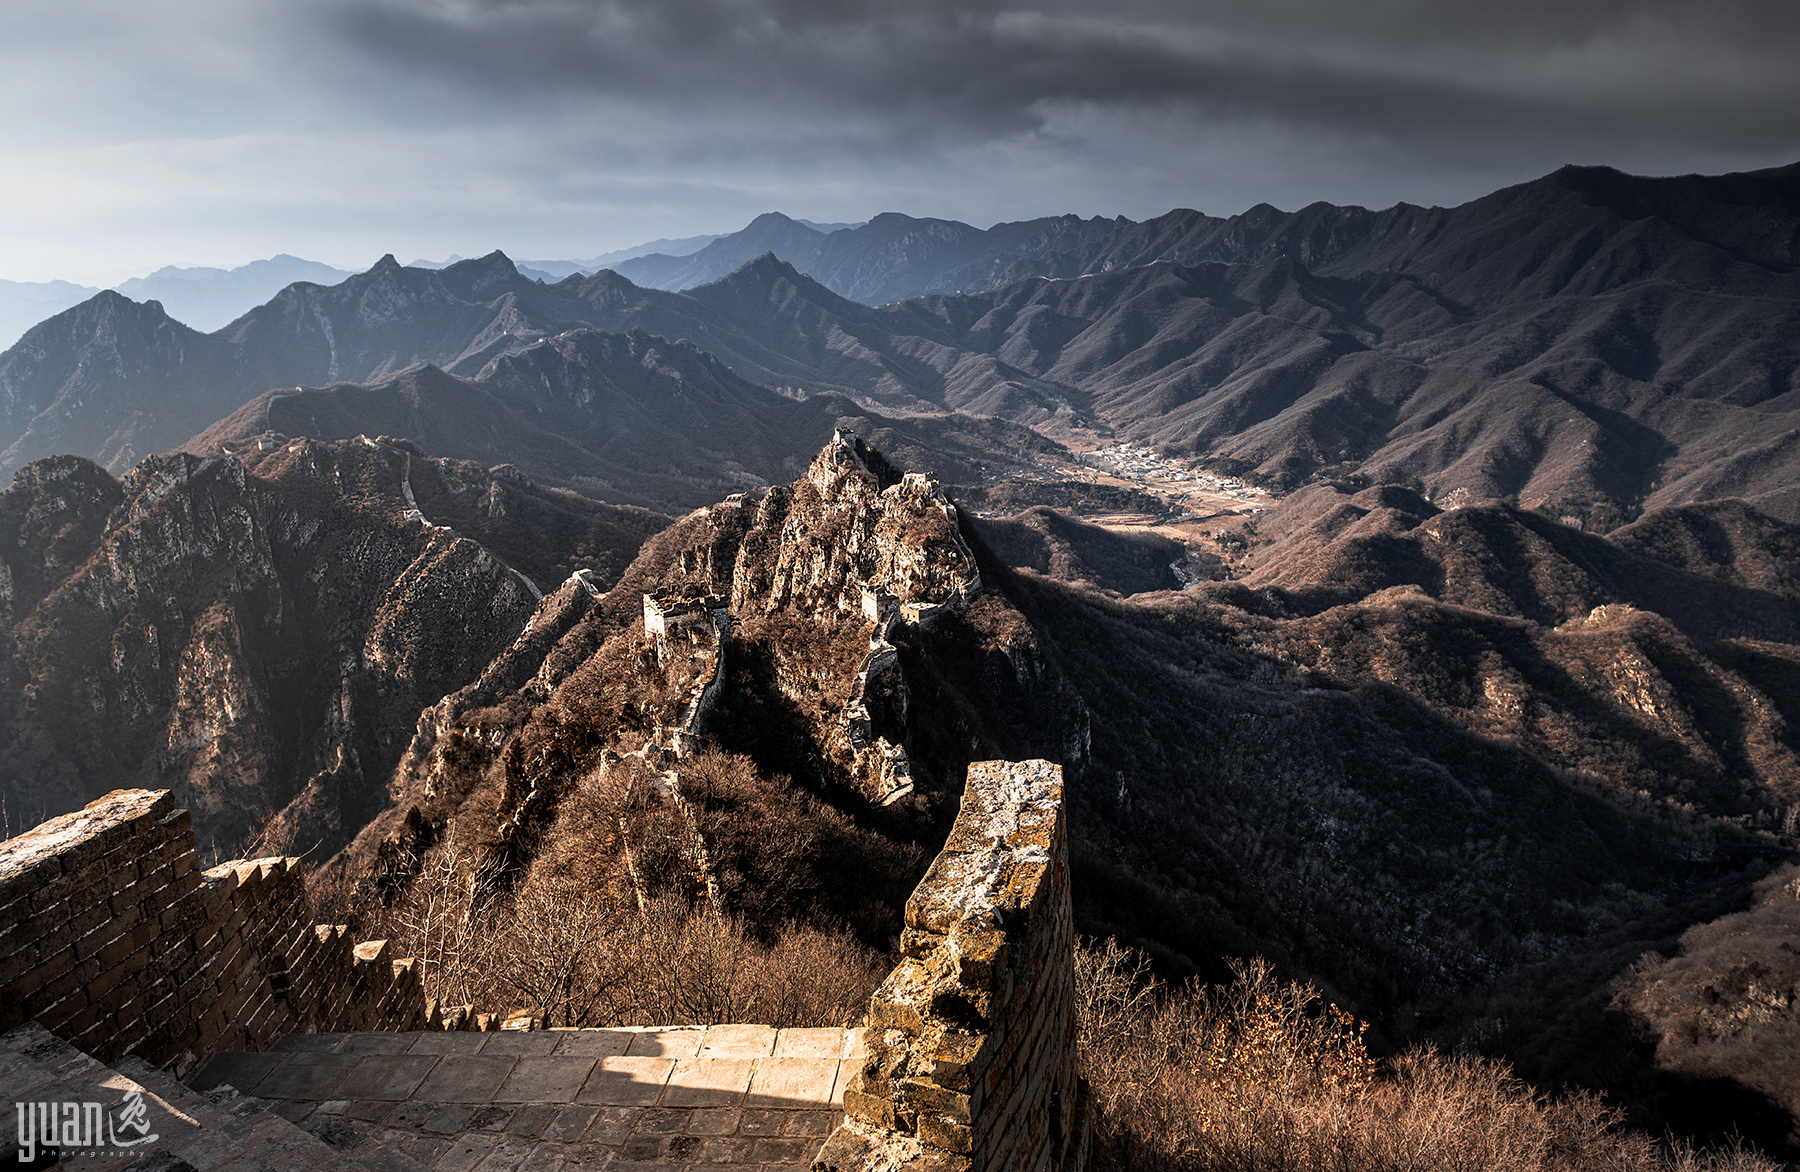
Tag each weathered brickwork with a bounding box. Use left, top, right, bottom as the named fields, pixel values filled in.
left=816, top=759, right=1089, bottom=1172
left=0, top=788, right=428, bottom=1080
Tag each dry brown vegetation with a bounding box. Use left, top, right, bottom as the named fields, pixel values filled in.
left=1609, top=864, right=1800, bottom=1140
left=315, top=750, right=897, bottom=1028
left=326, top=839, right=886, bottom=1030
left=1077, top=940, right=1783, bottom=1172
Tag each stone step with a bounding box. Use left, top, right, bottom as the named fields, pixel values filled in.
left=188, top=1024, right=860, bottom=1169
left=114, top=1055, right=424, bottom=1172
left=1, top=1019, right=404, bottom=1172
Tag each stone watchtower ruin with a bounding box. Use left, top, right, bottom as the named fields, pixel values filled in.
left=0, top=760, right=1087, bottom=1170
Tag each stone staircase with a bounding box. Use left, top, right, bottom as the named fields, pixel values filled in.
left=2, top=1019, right=406, bottom=1171
left=6, top=1020, right=854, bottom=1170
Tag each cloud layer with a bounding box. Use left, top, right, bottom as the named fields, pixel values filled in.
left=3, top=0, right=1797, bottom=280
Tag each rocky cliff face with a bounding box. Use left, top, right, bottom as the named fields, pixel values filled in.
left=351, top=432, right=1081, bottom=931
left=0, top=437, right=665, bottom=857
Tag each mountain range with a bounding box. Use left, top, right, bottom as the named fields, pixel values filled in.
left=0, top=439, right=667, bottom=857
left=3, top=162, right=1796, bottom=523
left=0, top=162, right=1798, bottom=1155
left=191, top=329, right=1056, bottom=511
left=612, top=210, right=1128, bottom=303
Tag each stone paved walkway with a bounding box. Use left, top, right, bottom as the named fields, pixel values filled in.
left=189, top=1025, right=860, bottom=1170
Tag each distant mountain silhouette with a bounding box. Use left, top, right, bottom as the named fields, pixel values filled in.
left=0, top=279, right=99, bottom=351
left=614, top=210, right=1126, bottom=303
left=615, top=212, right=841, bottom=291
left=114, top=255, right=354, bottom=331
left=520, top=229, right=754, bottom=278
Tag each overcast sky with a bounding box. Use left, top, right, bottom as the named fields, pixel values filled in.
left=3, top=0, right=1797, bottom=282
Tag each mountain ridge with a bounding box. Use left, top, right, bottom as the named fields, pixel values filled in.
left=1, top=161, right=1797, bottom=523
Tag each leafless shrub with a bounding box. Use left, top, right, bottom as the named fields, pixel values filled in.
left=1074, top=934, right=1161, bottom=1060
left=617, top=896, right=885, bottom=1028
left=491, top=876, right=626, bottom=1026
left=1077, top=942, right=1782, bottom=1172
left=357, top=836, right=886, bottom=1029
left=385, top=843, right=504, bottom=1011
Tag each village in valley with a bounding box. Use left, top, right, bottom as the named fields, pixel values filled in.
left=1071, top=444, right=1270, bottom=514
left=967, top=439, right=1273, bottom=587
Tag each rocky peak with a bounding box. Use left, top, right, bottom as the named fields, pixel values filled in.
left=349, top=426, right=1083, bottom=904
left=436, top=251, right=525, bottom=301
left=0, top=456, right=124, bottom=624
left=744, top=212, right=812, bottom=232
left=804, top=428, right=901, bottom=497
left=747, top=430, right=978, bottom=618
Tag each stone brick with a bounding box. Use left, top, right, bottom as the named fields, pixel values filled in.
left=0, top=936, right=38, bottom=986
left=919, top=1113, right=974, bottom=1155
left=0, top=890, right=33, bottom=932
left=900, top=1077, right=972, bottom=1124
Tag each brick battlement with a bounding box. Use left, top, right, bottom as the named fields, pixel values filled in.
left=816, top=759, right=1089, bottom=1172
left=0, top=789, right=429, bottom=1080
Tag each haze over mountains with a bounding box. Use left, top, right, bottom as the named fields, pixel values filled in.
left=604, top=209, right=1100, bottom=301
left=0, top=255, right=359, bottom=351
left=0, top=279, right=98, bottom=354
left=519, top=218, right=861, bottom=281
left=115, top=256, right=359, bottom=332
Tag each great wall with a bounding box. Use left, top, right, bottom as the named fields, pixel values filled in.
left=1, top=758, right=1087, bottom=1171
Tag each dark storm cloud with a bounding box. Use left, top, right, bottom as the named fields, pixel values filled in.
left=322, top=0, right=1800, bottom=161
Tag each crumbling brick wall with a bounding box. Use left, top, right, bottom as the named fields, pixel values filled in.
left=817, top=759, right=1089, bottom=1172
left=0, top=789, right=428, bottom=1079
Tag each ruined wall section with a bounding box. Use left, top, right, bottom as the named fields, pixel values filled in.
left=818, top=759, right=1088, bottom=1172
left=844, top=599, right=914, bottom=804
left=0, top=789, right=428, bottom=1081
left=643, top=588, right=732, bottom=758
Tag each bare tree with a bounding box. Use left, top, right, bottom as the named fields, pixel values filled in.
left=497, top=877, right=629, bottom=1026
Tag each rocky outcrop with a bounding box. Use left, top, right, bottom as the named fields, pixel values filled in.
left=750, top=430, right=980, bottom=620
left=359, top=430, right=1076, bottom=917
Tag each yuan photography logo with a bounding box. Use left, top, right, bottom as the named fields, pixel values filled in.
left=14, top=1088, right=160, bottom=1162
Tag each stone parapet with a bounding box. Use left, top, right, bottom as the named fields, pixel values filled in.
left=816, top=759, right=1088, bottom=1172
left=0, top=789, right=428, bottom=1080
